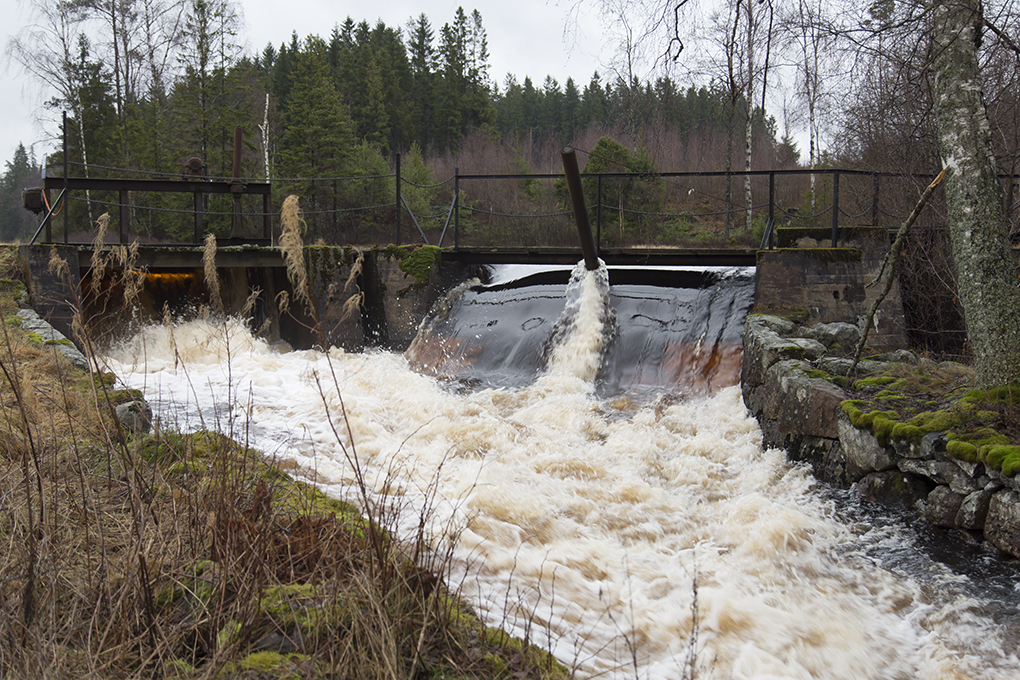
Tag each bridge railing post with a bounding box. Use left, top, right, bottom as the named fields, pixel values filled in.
left=454, top=167, right=460, bottom=248
left=395, top=152, right=401, bottom=246
left=596, top=174, right=602, bottom=253
left=872, top=173, right=880, bottom=227
left=768, top=171, right=775, bottom=247
left=830, top=171, right=840, bottom=247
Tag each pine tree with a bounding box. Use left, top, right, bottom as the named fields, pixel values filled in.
left=0, top=144, right=41, bottom=242
left=407, top=14, right=438, bottom=148
left=278, top=38, right=357, bottom=238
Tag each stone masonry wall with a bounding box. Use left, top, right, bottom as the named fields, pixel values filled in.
left=741, top=314, right=1020, bottom=558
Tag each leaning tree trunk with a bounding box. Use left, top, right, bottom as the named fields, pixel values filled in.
left=933, top=0, right=1020, bottom=388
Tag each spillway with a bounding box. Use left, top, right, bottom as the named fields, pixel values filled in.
left=102, top=262, right=1020, bottom=680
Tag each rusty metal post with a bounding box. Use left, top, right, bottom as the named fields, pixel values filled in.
left=231, top=126, right=243, bottom=238
left=561, top=146, right=599, bottom=271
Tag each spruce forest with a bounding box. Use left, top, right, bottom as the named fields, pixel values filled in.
left=2, top=1, right=790, bottom=247
left=9, top=0, right=1020, bottom=248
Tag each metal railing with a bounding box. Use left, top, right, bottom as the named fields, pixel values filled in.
left=31, top=155, right=963, bottom=252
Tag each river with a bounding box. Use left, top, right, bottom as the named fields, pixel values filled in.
left=103, top=262, right=1020, bottom=680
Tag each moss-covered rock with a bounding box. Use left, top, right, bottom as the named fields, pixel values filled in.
left=385, top=244, right=442, bottom=287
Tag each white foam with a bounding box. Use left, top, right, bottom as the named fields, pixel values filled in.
left=102, top=316, right=1020, bottom=680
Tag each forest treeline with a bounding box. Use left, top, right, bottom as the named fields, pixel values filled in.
left=2, top=1, right=790, bottom=244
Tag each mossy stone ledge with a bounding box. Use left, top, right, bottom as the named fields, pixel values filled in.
left=742, top=312, right=1020, bottom=558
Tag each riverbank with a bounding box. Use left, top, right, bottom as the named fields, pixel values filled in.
left=0, top=246, right=567, bottom=679
left=741, top=312, right=1020, bottom=559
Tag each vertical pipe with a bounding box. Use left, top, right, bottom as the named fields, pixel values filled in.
left=561, top=146, right=599, bottom=271
left=454, top=167, right=460, bottom=248
left=830, top=172, right=840, bottom=246
left=394, top=152, right=401, bottom=245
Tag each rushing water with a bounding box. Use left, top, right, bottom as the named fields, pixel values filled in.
left=103, top=262, right=1020, bottom=680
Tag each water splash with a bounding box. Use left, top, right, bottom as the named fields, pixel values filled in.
left=101, top=296, right=1020, bottom=680
left=544, top=260, right=614, bottom=382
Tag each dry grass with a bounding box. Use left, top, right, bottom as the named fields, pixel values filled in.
left=0, top=242, right=571, bottom=679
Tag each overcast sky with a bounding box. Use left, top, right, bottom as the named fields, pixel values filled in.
left=1, top=0, right=615, bottom=168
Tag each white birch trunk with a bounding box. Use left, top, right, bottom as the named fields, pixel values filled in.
left=933, top=0, right=1020, bottom=386
left=744, top=0, right=754, bottom=232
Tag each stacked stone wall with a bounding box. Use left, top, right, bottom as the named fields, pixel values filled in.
left=742, top=314, right=1020, bottom=557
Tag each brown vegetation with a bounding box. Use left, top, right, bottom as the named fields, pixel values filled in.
left=0, top=243, right=570, bottom=679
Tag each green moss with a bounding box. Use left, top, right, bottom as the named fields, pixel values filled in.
left=217, top=619, right=242, bottom=651
left=853, top=376, right=897, bottom=390
left=751, top=305, right=810, bottom=324
left=946, top=439, right=979, bottom=462
left=393, top=245, right=441, bottom=286
left=906, top=409, right=962, bottom=432
left=274, top=483, right=363, bottom=526
left=889, top=423, right=924, bottom=444
left=219, top=651, right=311, bottom=678
left=1002, top=453, right=1020, bottom=477
left=165, top=658, right=195, bottom=678
left=947, top=428, right=1009, bottom=465
left=799, top=368, right=836, bottom=382
left=868, top=412, right=900, bottom=445
left=166, top=459, right=207, bottom=477
left=260, top=584, right=319, bottom=626
left=154, top=559, right=216, bottom=610
left=0, top=278, right=26, bottom=296
left=841, top=400, right=867, bottom=426
left=985, top=445, right=1018, bottom=468
left=42, top=337, right=73, bottom=346
left=93, top=371, right=117, bottom=388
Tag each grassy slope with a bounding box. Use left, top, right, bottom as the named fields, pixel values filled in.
left=0, top=245, right=569, bottom=679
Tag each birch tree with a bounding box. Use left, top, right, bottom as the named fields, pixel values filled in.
left=932, top=0, right=1020, bottom=386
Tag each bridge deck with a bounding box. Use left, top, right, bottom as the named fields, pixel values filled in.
left=73, top=244, right=757, bottom=270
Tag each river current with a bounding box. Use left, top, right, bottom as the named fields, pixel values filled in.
left=103, top=263, right=1020, bottom=680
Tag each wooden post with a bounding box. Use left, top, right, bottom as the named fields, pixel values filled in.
left=561, top=146, right=599, bottom=271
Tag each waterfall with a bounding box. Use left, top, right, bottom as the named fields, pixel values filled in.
left=102, top=266, right=1020, bottom=680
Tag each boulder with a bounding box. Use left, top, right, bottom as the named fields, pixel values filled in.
left=925, top=486, right=964, bottom=528
left=837, top=410, right=896, bottom=478
left=956, top=489, right=993, bottom=530
left=856, top=471, right=932, bottom=507
left=984, top=490, right=1020, bottom=557
left=796, top=321, right=861, bottom=354
left=115, top=399, right=152, bottom=436
left=762, top=360, right=845, bottom=439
